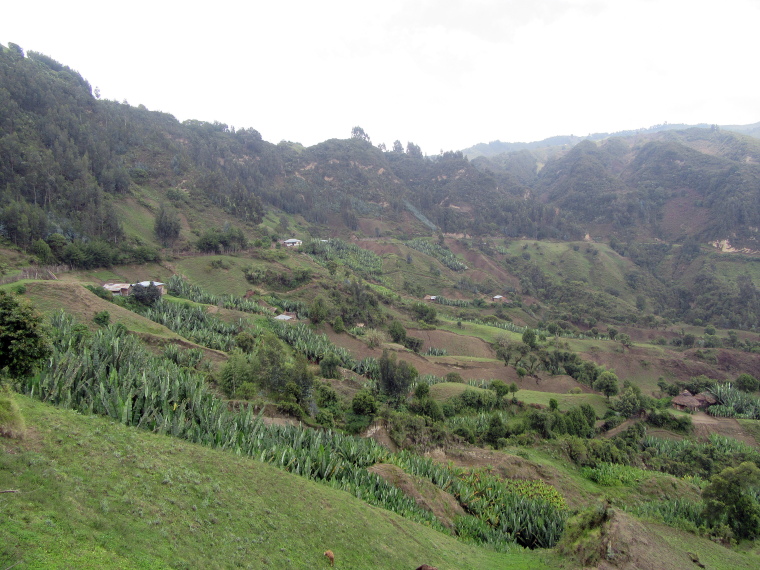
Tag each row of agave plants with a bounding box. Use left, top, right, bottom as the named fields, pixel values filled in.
left=405, top=239, right=468, bottom=272
left=268, top=319, right=380, bottom=381
left=461, top=317, right=601, bottom=341
left=629, top=498, right=705, bottom=529
left=140, top=299, right=242, bottom=352
left=262, top=295, right=309, bottom=318
left=269, top=320, right=355, bottom=366
left=641, top=433, right=760, bottom=479
left=302, top=238, right=384, bottom=277
left=435, top=296, right=474, bottom=308
left=446, top=411, right=513, bottom=436
left=19, top=312, right=568, bottom=550
left=707, top=383, right=760, bottom=419
left=162, top=343, right=209, bottom=371
left=390, top=451, right=567, bottom=549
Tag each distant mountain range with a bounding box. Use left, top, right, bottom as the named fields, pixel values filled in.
left=461, top=121, right=760, bottom=158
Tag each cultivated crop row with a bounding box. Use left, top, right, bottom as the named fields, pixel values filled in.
left=142, top=299, right=241, bottom=351
left=405, top=239, right=468, bottom=271
left=302, top=238, right=383, bottom=277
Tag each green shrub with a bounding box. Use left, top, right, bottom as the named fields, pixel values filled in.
left=319, top=352, right=342, bottom=379
left=236, top=382, right=258, bottom=400
left=646, top=410, right=693, bottom=433
left=446, top=372, right=464, bottom=383
left=403, top=336, right=423, bottom=353
left=454, top=425, right=475, bottom=443
left=0, top=389, right=25, bottom=438
left=388, top=320, right=406, bottom=343
left=315, top=409, right=334, bottom=428
left=412, top=397, right=444, bottom=422
left=277, top=401, right=305, bottom=420
left=315, top=382, right=340, bottom=409
left=86, top=284, right=115, bottom=302
left=736, top=373, right=760, bottom=393
left=332, top=316, right=345, bottom=333
left=351, top=390, right=378, bottom=416
left=344, top=412, right=372, bottom=434
left=93, top=310, right=110, bottom=327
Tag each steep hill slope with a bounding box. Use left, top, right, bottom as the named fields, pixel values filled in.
left=1, top=396, right=548, bottom=569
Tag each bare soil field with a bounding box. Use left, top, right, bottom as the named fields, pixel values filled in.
left=689, top=411, right=757, bottom=445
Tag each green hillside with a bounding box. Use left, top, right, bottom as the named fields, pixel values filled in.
left=1, top=396, right=547, bottom=570
left=4, top=42, right=760, bottom=569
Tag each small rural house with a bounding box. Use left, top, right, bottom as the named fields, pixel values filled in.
left=493, top=295, right=505, bottom=302
left=423, top=295, right=437, bottom=301
left=274, top=311, right=298, bottom=321
left=133, top=281, right=167, bottom=295
left=283, top=238, right=302, bottom=247
left=671, top=390, right=701, bottom=412
left=671, top=390, right=716, bottom=412
left=103, top=282, right=132, bottom=296
left=694, top=392, right=718, bottom=407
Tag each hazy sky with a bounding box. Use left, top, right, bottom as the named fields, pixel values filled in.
left=4, top=0, right=759, bottom=153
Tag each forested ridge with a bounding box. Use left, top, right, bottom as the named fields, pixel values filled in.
left=4, top=43, right=760, bottom=251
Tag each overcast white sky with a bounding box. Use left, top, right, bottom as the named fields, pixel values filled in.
left=3, top=0, right=759, bottom=153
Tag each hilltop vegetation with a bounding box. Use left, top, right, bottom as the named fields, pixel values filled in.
left=5, top=42, right=760, bottom=257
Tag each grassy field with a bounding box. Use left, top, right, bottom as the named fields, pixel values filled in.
left=503, top=240, right=634, bottom=307
left=428, top=383, right=609, bottom=415
left=515, top=390, right=609, bottom=415
left=437, top=318, right=523, bottom=344
left=173, top=252, right=323, bottom=297
left=114, top=197, right=161, bottom=247
left=174, top=255, right=253, bottom=296
left=0, top=396, right=553, bottom=570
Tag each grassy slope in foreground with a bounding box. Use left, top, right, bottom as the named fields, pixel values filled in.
left=1, top=397, right=551, bottom=570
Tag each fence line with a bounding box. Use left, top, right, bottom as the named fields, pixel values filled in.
left=0, top=264, right=70, bottom=285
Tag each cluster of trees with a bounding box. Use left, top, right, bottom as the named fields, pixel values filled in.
left=195, top=225, right=247, bottom=253
left=8, top=230, right=159, bottom=269
left=493, top=331, right=620, bottom=396
left=0, top=290, right=50, bottom=379
left=219, top=332, right=313, bottom=403
left=325, top=279, right=386, bottom=328
left=388, top=320, right=423, bottom=352
left=0, top=45, right=273, bottom=261
left=378, top=350, right=418, bottom=406
left=243, top=266, right=312, bottom=290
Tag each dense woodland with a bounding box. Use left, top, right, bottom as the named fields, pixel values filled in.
left=4, top=43, right=760, bottom=569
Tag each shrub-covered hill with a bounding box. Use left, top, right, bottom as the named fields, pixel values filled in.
left=5, top=42, right=760, bottom=262
left=475, top=128, right=760, bottom=248
left=1, top=396, right=549, bottom=570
